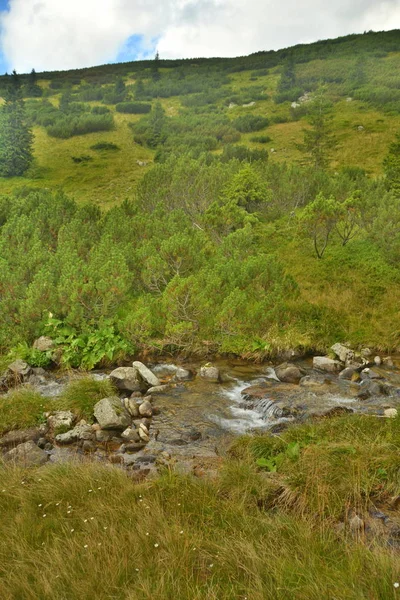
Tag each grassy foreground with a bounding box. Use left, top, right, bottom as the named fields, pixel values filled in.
left=0, top=413, right=399, bottom=599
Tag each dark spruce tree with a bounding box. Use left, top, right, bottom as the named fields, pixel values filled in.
left=151, top=50, right=161, bottom=82
left=0, top=70, right=34, bottom=177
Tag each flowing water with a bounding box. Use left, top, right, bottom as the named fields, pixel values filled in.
left=32, top=357, right=400, bottom=457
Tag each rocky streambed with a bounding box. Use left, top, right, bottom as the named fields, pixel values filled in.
left=1, top=343, right=400, bottom=479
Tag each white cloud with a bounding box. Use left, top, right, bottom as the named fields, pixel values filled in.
left=0, top=0, right=399, bottom=73
left=0, top=0, right=173, bottom=72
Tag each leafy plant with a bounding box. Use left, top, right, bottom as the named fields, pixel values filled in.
left=44, top=315, right=133, bottom=369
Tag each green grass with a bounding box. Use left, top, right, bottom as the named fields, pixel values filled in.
left=0, top=388, right=51, bottom=434
left=55, top=377, right=116, bottom=421
left=0, top=414, right=399, bottom=599
left=0, top=378, right=115, bottom=434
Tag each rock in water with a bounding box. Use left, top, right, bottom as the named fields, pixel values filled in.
left=121, top=427, right=141, bottom=442
left=4, top=441, right=48, bottom=467
left=313, top=356, right=342, bottom=373
left=174, top=367, right=194, bottom=381
left=110, top=367, right=142, bottom=392
left=139, top=400, right=153, bottom=418
left=200, top=364, right=221, bottom=383
left=132, top=361, right=160, bottom=387
left=93, top=397, right=131, bottom=430
left=275, top=363, right=302, bottom=384
left=124, top=398, right=140, bottom=418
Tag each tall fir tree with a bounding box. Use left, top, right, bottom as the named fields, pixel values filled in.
left=297, top=88, right=337, bottom=170
left=383, top=133, right=400, bottom=196
left=278, top=57, right=296, bottom=92
left=152, top=50, right=161, bottom=82
left=0, top=70, right=34, bottom=177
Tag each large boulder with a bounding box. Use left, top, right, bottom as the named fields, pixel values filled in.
left=313, top=356, right=342, bottom=373
left=331, top=343, right=355, bottom=364
left=132, top=361, right=160, bottom=388
left=200, top=364, right=221, bottom=383
left=4, top=441, right=48, bottom=467
left=275, top=363, right=303, bottom=384
left=110, top=367, right=142, bottom=392
left=33, top=336, right=54, bottom=352
left=93, top=397, right=131, bottom=430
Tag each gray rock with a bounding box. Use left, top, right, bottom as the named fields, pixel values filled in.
left=138, top=423, right=150, bottom=443
left=357, top=379, right=388, bottom=399
left=37, top=437, right=48, bottom=449
left=121, top=427, right=141, bottom=442
left=93, top=397, right=131, bottom=430
left=299, top=374, right=328, bottom=388
left=275, top=363, right=302, bottom=384
left=47, top=411, right=75, bottom=430
left=132, top=361, right=160, bottom=388
left=174, top=367, right=194, bottom=381
left=55, top=420, right=93, bottom=444
left=313, top=356, right=342, bottom=373
left=383, top=357, right=394, bottom=368
left=123, top=397, right=140, bottom=418
left=4, top=441, right=48, bottom=467
left=139, top=400, right=153, bottom=418
left=361, top=368, right=383, bottom=380
left=200, top=364, right=221, bottom=383
left=82, top=441, right=96, bottom=452
left=110, top=367, right=141, bottom=392
left=361, top=348, right=372, bottom=358
left=339, top=367, right=358, bottom=380
left=374, top=356, right=382, bottom=366
left=331, top=343, right=355, bottom=364
left=147, top=384, right=174, bottom=395
left=384, top=408, right=398, bottom=418
left=48, top=447, right=82, bottom=464
left=33, top=336, right=54, bottom=352
left=7, top=359, right=32, bottom=379
left=0, top=427, right=44, bottom=448
left=95, top=429, right=122, bottom=443
left=124, top=442, right=146, bottom=452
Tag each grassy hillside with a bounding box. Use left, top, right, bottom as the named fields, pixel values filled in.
left=1, top=30, right=400, bottom=202
left=1, top=30, right=400, bottom=361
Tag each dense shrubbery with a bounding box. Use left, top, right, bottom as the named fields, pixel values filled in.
left=233, top=114, right=269, bottom=133
left=116, top=101, right=152, bottom=114
left=46, top=113, right=114, bottom=138
left=25, top=98, right=115, bottom=137
left=1, top=154, right=399, bottom=360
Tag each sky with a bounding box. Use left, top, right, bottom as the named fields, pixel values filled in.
left=0, top=0, right=399, bottom=74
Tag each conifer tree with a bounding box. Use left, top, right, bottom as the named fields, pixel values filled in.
left=152, top=50, right=161, bottom=82
left=383, top=133, right=400, bottom=196
left=278, top=57, right=296, bottom=93
left=297, top=88, right=337, bottom=170
left=0, top=70, right=34, bottom=177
